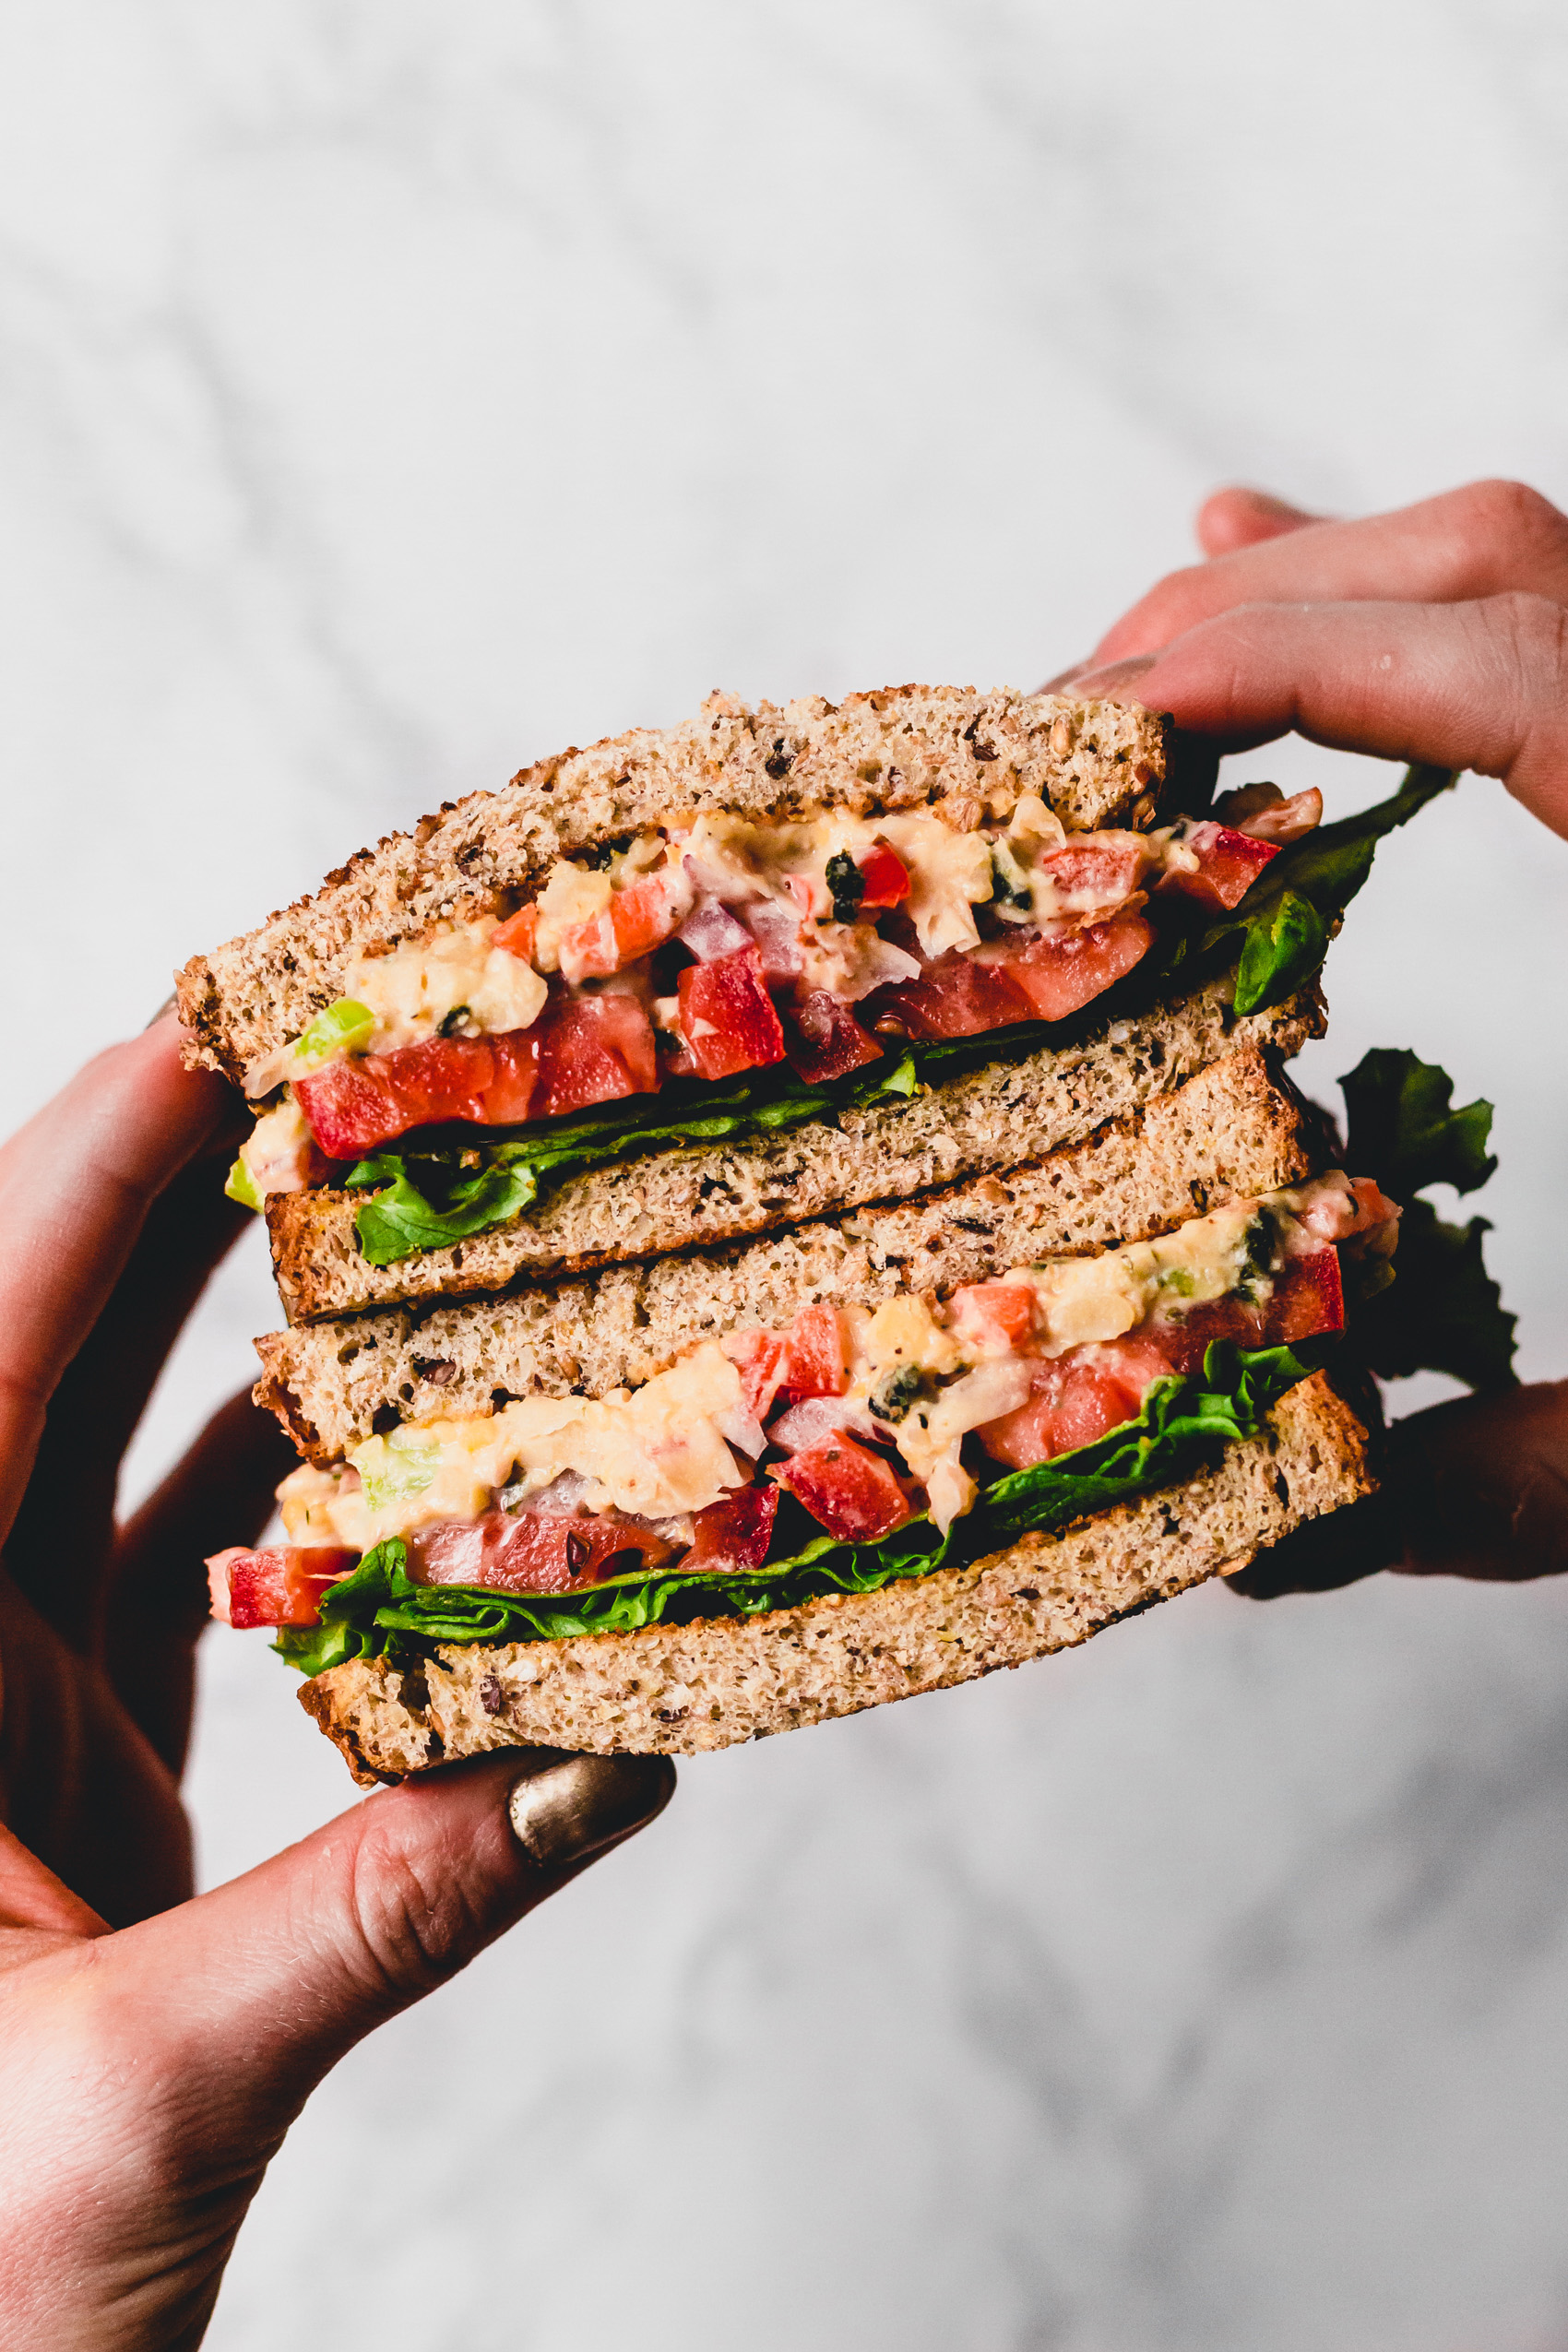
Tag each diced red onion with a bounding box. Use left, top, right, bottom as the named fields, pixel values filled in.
left=500, top=1467, right=597, bottom=1516
left=767, top=1394, right=881, bottom=1452
left=716, top=1404, right=769, bottom=1460
left=677, top=901, right=754, bottom=962
left=683, top=851, right=753, bottom=903
left=743, top=898, right=804, bottom=979
left=837, top=935, right=922, bottom=1002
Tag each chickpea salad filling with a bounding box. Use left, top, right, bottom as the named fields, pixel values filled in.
left=222, top=775, right=1377, bottom=1266
left=209, top=1170, right=1400, bottom=1669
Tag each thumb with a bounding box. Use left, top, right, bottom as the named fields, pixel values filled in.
left=116, top=1746, right=674, bottom=2132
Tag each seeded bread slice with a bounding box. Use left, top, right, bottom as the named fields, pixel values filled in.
left=256, top=1041, right=1314, bottom=1464
left=177, top=686, right=1169, bottom=1086
left=266, top=978, right=1324, bottom=1324
left=299, top=1372, right=1370, bottom=1782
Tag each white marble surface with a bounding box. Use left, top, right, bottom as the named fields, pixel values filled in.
left=4, top=4, right=1568, bottom=2345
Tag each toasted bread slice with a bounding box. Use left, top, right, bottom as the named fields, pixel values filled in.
left=257, top=1041, right=1315, bottom=1463
left=178, top=686, right=1169, bottom=1086
left=300, top=1372, right=1371, bottom=1781
left=267, top=978, right=1322, bottom=1323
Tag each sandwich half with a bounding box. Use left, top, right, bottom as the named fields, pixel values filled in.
left=177, top=685, right=1445, bottom=1324
left=209, top=1048, right=1389, bottom=1781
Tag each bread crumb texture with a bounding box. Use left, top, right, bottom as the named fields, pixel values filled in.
left=301, top=1372, right=1370, bottom=1784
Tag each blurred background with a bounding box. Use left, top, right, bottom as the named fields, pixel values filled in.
left=4, top=4, right=1568, bottom=2346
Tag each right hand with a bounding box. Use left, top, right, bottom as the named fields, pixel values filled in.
left=1065, top=479, right=1568, bottom=1591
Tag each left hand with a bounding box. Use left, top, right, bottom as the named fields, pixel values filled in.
left=0, top=1024, right=673, bottom=2348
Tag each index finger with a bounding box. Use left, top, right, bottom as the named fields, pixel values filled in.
left=0, top=1024, right=234, bottom=1541
left=1074, top=592, right=1568, bottom=841
left=1091, top=480, right=1568, bottom=667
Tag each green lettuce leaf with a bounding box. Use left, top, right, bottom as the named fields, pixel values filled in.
left=1156, top=763, right=1455, bottom=1015
left=273, top=1336, right=1321, bottom=1673
left=1335, top=1045, right=1515, bottom=1391
left=1351, top=1200, right=1515, bottom=1391
left=1338, top=1046, right=1497, bottom=1198
left=346, top=766, right=1454, bottom=1265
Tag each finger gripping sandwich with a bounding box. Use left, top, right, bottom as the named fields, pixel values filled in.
left=177, top=684, right=1357, bottom=1323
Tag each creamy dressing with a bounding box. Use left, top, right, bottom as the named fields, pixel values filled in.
left=238, top=1097, right=314, bottom=1200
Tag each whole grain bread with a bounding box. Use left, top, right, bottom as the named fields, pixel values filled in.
left=267, top=978, right=1324, bottom=1323
left=299, top=1372, right=1370, bottom=1781
left=178, top=686, right=1169, bottom=1085
left=257, top=1041, right=1314, bottom=1463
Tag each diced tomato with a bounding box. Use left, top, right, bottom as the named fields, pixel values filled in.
left=297, top=1035, right=494, bottom=1158
left=296, top=1027, right=549, bottom=1156
left=559, top=879, right=683, bottom=983
left=683, top=1486, right=778, bottom=1574
left=1269, top=1248, right=1345, bottom=1346
left=868, top=950, right=1033, bottom=1040
left=208, top=1545, right=357, bottom=1629
left=784, top=992, right=884, bottom=1085
left=482, top=1028, right=541, bottom=1124
left=855, top=839, right=911, bottom=910
left=950, top=1282, right=1037, bottom=1348
left=493, top=905, right=539, bottom=960
left=776, top=1302, right=849, bottom=1406
left=1161, top=823, right=1279, bottom=912
left=723, top=1303, right=849, bottom=1425
left=772, top=1433, right=912, bottom=1542
left=727, top=1327, right=790, bottom=1420
left=1156, top=1247, right=1346, bottom=1375
left=1039, top=841, right=1143, bottom=904
left=533, top=994, right=659, bottom=1119
left=410, top=1509, right=676, bottom=1595
left=985, top=911, right=1155, bottom=1023
left=676, top=944, right=787, bottom=1079
left=976, top=1336, right=1174, bottom=1469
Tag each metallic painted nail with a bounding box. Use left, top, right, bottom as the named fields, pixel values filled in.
left=508, top=1751, right=675, bottom=1870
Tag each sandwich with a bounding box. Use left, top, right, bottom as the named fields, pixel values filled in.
left=180, top=679, right=1497, bottom=1782
left=175, top=687, right=1448, bottom=1324
left=206, top=1044, right=1515, bottom=1785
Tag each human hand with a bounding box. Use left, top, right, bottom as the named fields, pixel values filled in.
left=1065, top=479, right=1568, bottom=1592
left=0, top=1024, right=673, bottom=2349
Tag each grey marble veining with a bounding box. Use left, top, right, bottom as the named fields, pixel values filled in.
left=3, top=4, right=1568, bottom=2346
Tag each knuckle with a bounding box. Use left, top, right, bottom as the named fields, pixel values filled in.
left=1480, top=588, right=1568, bottom=671
left=346, top=1821, right=484, bottom=2004
left=1455, top=476, right=1568, bottom=567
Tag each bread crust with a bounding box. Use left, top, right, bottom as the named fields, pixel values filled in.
left=300, top=1372, right=1371, bottom=1783
left=178, top=686, right=1169, bottom=1086
left=257, top=1040, right=1314, bottom=1463
left=266, top=980, right=1324, bottom=1324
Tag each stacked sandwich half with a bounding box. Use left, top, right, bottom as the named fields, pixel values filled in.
left=180, top=685, right=1480, bottom=1783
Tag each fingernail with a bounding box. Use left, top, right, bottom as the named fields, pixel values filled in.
left=1068, top=654, right=1158, bottom=697
left=1038, top=657, right=1091, bottom=693
left=507, top=1751, right=675, bottom=1870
